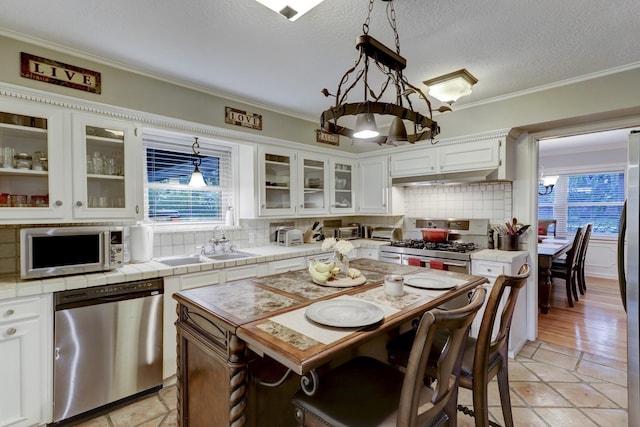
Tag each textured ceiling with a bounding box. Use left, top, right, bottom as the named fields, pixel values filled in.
left=1, top=0, right=639, bottom=138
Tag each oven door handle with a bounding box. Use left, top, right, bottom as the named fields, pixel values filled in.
left=442, top=261, right=468, bottom=268
left=379, top=253, right=402, bottom=261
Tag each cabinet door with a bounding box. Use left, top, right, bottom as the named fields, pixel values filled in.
left=298, top=153, right=329, bottom=215
left=330, top=158, right=355, bottom=214
left=258, top=146, right=297, bottom=216
left=438, top=139, right=500, bottom=173
left=0, top=100, right=67, bottom=222
left=268, top=257, right=306, bottom=275
left=389, top=148, right=437, bottom=177
left=357, top=157, right=389, bottom=214
left=71, top=114, right=141, bottom=219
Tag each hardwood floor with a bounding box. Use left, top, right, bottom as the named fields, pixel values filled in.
left=538, top=275, right=627, bottom=363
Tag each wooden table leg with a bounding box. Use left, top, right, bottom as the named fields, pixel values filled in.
left=538, top=255, right=553, bottom=314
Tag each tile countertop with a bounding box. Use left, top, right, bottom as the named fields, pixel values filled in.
left=470, top=248, right=529, bottom=263
left=0, top=239, right=391, bottom=301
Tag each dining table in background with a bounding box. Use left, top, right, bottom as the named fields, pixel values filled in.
left=538, top=238, right=572, bottom=314
left=172, top=259, right=488, bottom=427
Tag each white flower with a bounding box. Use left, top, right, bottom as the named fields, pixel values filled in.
left=321, top=237, right=354, bottom=256
left=321, top=237, right=337, bottom=251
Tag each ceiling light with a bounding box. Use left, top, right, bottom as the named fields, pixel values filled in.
left=320, top=0, right=440, bottom=146
left=353, top=113, right=379, bottom=139
left=255, top=0, right=325, bottom=21
left=423, top=68, right=478, bottom=104
left=188, top=137, right=206, bottom=187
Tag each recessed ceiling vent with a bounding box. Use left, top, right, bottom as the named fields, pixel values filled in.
left=279, top=6, right=298, bottom=20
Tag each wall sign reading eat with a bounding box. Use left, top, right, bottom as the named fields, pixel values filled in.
left=20, top=52, right=102, bottom=94
left=225, top=107, right=262, bottom=131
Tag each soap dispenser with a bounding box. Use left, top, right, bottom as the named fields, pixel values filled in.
left=225, top=206, right=234, bottom=226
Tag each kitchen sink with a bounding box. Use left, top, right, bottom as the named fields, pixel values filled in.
left=155, top=255, right=207, bottom=266
left=206, top=251, right=257, bottom=261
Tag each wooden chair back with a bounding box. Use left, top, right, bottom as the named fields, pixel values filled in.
left=538, top=219, right=557, bottom=237
left=576, top=223, right=593, bottom=293
left=397, top=286, right=487, bottom=427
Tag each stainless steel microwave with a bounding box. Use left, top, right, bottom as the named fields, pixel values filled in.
left=20, top=226, right=124, bottom=279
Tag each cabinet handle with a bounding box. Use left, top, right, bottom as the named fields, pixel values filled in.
left=76, top=201, right=83, bottom=207
left=55, top=200, right=63, bottom=207
left=5, top=309, right=14, bottom=316
left=6, top=327, right=16, bottom=336
left=136, top=205, right=140, bottom=214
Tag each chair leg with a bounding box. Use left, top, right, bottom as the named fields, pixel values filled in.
left=571, top=272, right=580, bottom=302
left=579, top=266, right=587, bottom=293
left=497, top=361, right=514, bottom=427
left=565, top=277, right=574, bottom=307
left=471, top=375, right=490, bottom=427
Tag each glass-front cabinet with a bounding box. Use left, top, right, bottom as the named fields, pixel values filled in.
left=258, top=146, right=296, bottom=216
left=0, top=101, right=66, bottom=221
left=330, top=158, right=355, bottom=214
left=72, top=114, right=140, bottom=219
left=298, top=153, right=329, bottom=215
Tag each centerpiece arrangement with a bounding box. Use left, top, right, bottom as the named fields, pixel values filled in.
left=308, top=238, right=363, bottom=286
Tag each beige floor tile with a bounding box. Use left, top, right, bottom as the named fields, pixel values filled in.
left=535, top=407, right=599, bottom=426
left=517, top=341, right=539, bottom=360
left=590, top=382, right=628, bottom=408
left=582, top=351, right=628, bottom=372
left=487, top=380, right=526, bottom=407
left=548, top=382, right=618, bottom=408
left=531, top=347, right=579, bottom=370
left=523, top=361, right=581, bottom=382
left=159, top=386, right=177, bottom=411
left=492, top=406, right=548, bottom=426
left=510, top=382, right=571, bottom=407
left=108, top=395, right=168, bottom=427
left=508, top=361, right=540, bottom=382
left=577, top=359, right=627, bottom=387
left=160, top=409, right=178, bottom=427
left=581, top=408, right=628, bottom=426
left=539, top=341, right=583, bottom=358
left=75, top=415, right=110, bottom=427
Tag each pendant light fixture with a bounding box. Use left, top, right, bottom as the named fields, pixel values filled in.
left=320, top=0, right=439, bottom=145
left=188, top=137, right=206, bottom=187
left=538, top=166, right=558, bottom=195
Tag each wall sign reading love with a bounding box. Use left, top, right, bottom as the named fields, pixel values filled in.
left=20, top=52, right=102, bottom=94
left=225, top=107, right=262, bottom=131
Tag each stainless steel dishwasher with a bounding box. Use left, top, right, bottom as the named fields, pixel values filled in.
left=53, top=278, right=163, bottom=424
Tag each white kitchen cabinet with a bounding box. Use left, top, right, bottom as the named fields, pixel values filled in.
left=330, top=158, right=356, bottom=214
left=0, top=294, right=52, bottom=427
left=357, top=248, right=379, bottom=260
left=298, top=152, right=330, bottom=215
left=163, top=271, right=222, bottom=379
left=0, top=98, right=142, bottom=223
left=71, top=113, right=142, bottom=220
left=357, top=157, right=389, bottom=214
left=471, top=251, right=528, bottom=358
left=268, top=257, right=306, bottom=275
left=438, top=138, right=500, bottom=174
left=0, top=99, right=67, bottom=222
left=258, top=146, right=297, bottom=216
left=389, top=147, right=438, bottom=177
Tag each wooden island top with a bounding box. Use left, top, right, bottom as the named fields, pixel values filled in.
left=173, top=259, right=488, bottom=427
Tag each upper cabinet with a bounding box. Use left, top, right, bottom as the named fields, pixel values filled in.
left=0, top=97, right=142, bottom=223
left=389, top=147, right=438, bottom=177
left=330, top=158, right=356, bottom=214
left=298, top=152, right=330, bottom=215
left=357, top=157, right=388, bottom=214
left=71, top=113, right=141, bottom=220
left=258, top=146, right=297, bottom=217
left=438, top=138, right=500, bottom=173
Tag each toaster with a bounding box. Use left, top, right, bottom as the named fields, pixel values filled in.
left=276, top=228, right=303, bottom=246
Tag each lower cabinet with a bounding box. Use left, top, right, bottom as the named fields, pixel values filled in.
left=471, top=253, right=528, bottom=358
left=357, top=248, right=379, bottom=260
left=0, top=294, right=52, bottom=427
left=267, top=257, right=306, bottom=275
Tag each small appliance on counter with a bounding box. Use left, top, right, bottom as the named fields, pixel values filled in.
left=371, top=227, right=403, bottom=241
left=336, top=226, right=360, bottom=240
left=129, top=224, right=154, bottom=263
left=276, top=228, right=303, bottom=246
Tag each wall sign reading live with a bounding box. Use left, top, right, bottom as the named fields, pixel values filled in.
left=225, top=107, right=262, bottom=131
left=20, top=52, right=102, bottom=94
left=316, top=129, right=340, bottom=146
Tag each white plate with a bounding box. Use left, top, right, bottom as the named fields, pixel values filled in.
left=404, top=277, right=457, bottom=290
left=305, top=299, right=384, bottom=328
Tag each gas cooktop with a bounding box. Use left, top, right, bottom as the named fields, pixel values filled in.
left=381, top=240, right=481, bottom=261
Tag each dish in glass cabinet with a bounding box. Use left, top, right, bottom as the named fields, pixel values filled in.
left=305, top=299, right=384, bottom=328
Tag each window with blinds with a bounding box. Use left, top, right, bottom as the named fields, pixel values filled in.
left=538, top=171, right=625, bottom=236
left=143, top=131, right=233, bottom=222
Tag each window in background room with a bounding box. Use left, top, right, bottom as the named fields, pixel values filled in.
left=143, top=130, right=233, bottom=223
left=538, top=171, right=625, bottom=237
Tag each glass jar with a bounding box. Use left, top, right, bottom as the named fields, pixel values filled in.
left=32, top=151, right=48, bottom=171
left=13, top=153, right=33, bottom=169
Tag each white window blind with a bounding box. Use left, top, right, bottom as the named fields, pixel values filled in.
left=143, top=130, right=233, bottom=222
left=538, top=171, right=625, bottom=236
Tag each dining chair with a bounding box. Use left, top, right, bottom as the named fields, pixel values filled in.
left=386, top=264, right=531, bottom=427
left=551, top=227, right=583, bottom=306
left=575, top=223, right=592, bottom=294
left=291, top=286, right=487, bottom=427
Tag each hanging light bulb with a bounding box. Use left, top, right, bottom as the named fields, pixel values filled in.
left=386, top=117, right=409, bottom=145
left=352, top=113, right=379, bottom=139
left=188, top=137, right=206, bottom=187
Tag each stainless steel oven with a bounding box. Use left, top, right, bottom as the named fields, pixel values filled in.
left=399, top=254, right=470, bottom=274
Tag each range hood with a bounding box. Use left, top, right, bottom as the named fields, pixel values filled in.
left=391, top=168, right=499, bottom=186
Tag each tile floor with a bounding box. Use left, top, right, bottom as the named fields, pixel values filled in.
left=77, top=340, right=627, bottom=427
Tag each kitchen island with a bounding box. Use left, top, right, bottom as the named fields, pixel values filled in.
left=172, top=259, right=488, bottom=427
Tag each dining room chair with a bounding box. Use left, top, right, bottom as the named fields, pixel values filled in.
left=291, top=286, right=487, bottom=427
left=550, top=227, right=583, bottom=306
left=386, top=264, right=531, bottom=427
left=575, top=223, right=592, bottom=294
